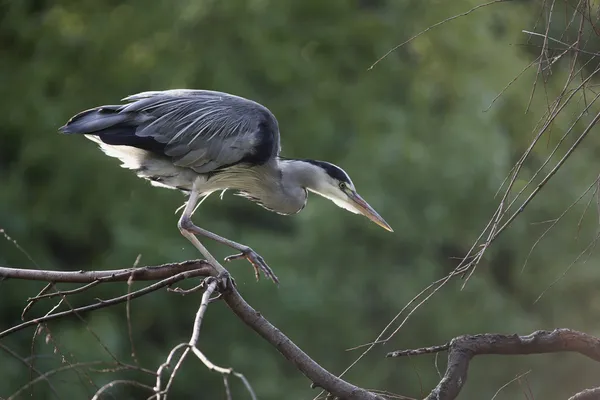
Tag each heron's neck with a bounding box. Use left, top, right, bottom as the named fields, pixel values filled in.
left=253, top=158, right=321, bottom=215
left=279, top=158, right=323, bottom=191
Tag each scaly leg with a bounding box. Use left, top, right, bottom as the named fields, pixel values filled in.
left=177, top=182, right=279, bottom=284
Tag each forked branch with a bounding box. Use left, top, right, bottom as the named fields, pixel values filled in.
left=151, top=277, right=257, bottom=400
left=387, top=329, right=600, bottom=400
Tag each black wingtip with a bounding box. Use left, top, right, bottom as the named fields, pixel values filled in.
left=58, top=107, right=123, bottom=136
left=58, top=124, right=70, bottom=134
left=58, top=110, right=91, bottom=134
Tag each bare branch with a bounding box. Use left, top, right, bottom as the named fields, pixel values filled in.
left=91, top=380, right=154, bottom=400
left=189, top=347, right=257, bottom=400
left=29, top=281, right=102, bottom=302
left=368, top=0, right=513, bottom=70
left=153, top=343, right=189, bottom=399
left=387, top=329, right=600, bottom=400
left=0, top=267, right=214, bottom=340
left=150, top=278, right=257, bottom=400
left=2, top=259, right=382, bottom=399
left=569, top=387, right=600, bottom=400
left=223, top=286, right=384, bottom=400
left=523, top=29, right=600, bottom=58
left=223, top=374, right=232, bottom=400
left=385, top=343, right=450, bottom=358
left=22, top=283, right=53, bottom=319
left=189, top=279, right=217, bottom=346
left=0, top=260, right=211, bottom=283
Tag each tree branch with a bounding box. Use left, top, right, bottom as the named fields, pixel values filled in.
left=1, top=262, right=382, bottom=399
left=387, top=329, right=600, bottom=400
left=0, top=267, right=214, bottom=340
left=223, top=287, right=384, bottom=400
left=0, top=260, right=212, bottom=282
left=569, top=387, right=600, bottom=400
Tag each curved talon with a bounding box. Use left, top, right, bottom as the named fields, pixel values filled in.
left=224, top=249, right=279, bottom=284
left=224, top=252, right=246, bottom=262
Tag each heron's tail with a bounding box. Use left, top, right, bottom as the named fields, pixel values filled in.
left=59, top=106, right=165, bottom=154
left=59, top=105, right=129, bottom=135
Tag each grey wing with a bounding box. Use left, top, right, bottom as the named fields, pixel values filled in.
left=124, top=90, right=281, bottom=173
left=62, top=89, right=281, bottom=174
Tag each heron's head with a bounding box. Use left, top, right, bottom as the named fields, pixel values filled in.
left=301, top=160, right=393, bottom=232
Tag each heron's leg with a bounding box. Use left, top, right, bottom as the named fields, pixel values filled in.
left=177, top=189, right=231, bottom=283
left=177, top=186, right=279, bottom=284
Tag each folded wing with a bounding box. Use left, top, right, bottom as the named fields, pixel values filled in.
left=60, top=89, right=281, bottom=174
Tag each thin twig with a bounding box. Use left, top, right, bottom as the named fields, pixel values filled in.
left=521, top=175, right=600, bottom=273
left=368, top=0, right=512, bottom=70
left=152, top=343, right=189, bottom=399
left=22, top=282, right=53, bottom=320
left=0, top=342, right=61, bottom=399
left=535, top=230, right=600, bottom=303
left=28, top=281, right=101, bottom=302
left=490, top=370, right=531, bottom=400
left=8, top=361, right=110, bottom=400
left=37, top=323, right=101, bottom=398
left=484, top=59, right=538, bottom=112
left=190, top=346, right=257, bottom=400
left=158, top=346, right=191, bottom=400
left=492, top=109, right=600, bottom=244
left=522, top=29, right=600, bottom=58
left=91, top=380, right=154, bottom=400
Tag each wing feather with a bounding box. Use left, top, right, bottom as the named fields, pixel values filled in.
left=63, top=89, right=281, bottom=174
left=136, top=91, right=281, bottom=173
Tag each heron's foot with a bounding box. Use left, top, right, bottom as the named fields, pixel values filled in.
left=224, top=248, right=279, bottom=284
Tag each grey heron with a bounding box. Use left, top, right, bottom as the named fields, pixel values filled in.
left=60, top=89, right=392, bottom=284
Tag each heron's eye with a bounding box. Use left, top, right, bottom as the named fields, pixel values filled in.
left=339, top=182, right=347, bottom=190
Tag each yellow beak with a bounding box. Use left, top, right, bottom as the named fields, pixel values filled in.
left=346, top=190, right=393, bottom=232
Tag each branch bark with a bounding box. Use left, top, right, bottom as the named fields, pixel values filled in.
left=569, top=387, right=600, bottom=400
left=388, top=329, right=600, bottom=400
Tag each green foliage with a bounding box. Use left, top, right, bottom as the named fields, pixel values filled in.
left=2, top=1, right=600, bottom=399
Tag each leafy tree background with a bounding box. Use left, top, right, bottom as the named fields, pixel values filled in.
left=2, top=0, right=600, bottom=398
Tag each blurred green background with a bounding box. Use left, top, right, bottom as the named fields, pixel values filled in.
left=2, top=0, right=600, bottom=399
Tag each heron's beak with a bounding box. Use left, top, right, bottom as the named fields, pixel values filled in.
left=346, top=190, right=393, bottom=232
